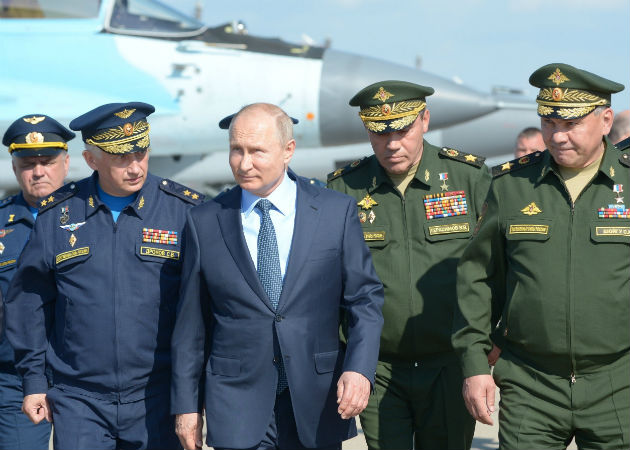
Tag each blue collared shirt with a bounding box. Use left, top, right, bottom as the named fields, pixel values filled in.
left=241, top=172, right=296, bottom=280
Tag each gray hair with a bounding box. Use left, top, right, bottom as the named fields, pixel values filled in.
left=229, top=103, right=294, bottom=145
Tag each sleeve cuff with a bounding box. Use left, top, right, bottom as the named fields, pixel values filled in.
left=22, top=376, right=49, bottom=396
left=460, top=352, right=492, bottom=378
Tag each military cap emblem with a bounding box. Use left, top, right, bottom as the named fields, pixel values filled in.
left=25, top=132, right=44, bottom=144
left=123, top=123, right=134, bottom=136
left=548, top=68, right=570, bottom=85
left=521, top=202, right=542, bottom=216
left=373, top=87, right=394, bottom=102
left=357, top=194, right=378, bottom=210
left=114, top=108, right=136, bottom=119
left=23, top=116, right=46, bottom=125
left=381, top=104, right=392, bottom=116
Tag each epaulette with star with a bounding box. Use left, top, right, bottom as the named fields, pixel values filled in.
left=615, top=136, right=630, bottom=152
left=159, top=179, right=204, bottom=205
left=492, top=151, right=544, bottom=178
left=38, top=182, right=79, bottom=212
left=0, top=195, right=16, bottom=209
left=327, top=157, right=369, bottom=182
left=439, top=147, right=486, bottom=168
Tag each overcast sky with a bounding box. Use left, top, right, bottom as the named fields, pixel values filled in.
left=172, top=0, right=630, bottom=112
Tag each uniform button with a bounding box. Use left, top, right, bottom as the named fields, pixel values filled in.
left=275, top=314, right=283, bottom=322
left=273, top=357, right=278, bottom=363
left=414, top=362, right=418, bottom=367
left=70, top=184, right=75, bottom=189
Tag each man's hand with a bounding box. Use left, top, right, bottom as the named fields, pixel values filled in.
left=22, top=393, right=52, bottom=424
left=462, top=374, right=496, bottom=425
left=487, top=344, right=502, bottom=366
left=337, top=371, right=370, bottom=420
left=175, top=412, right=203, bottom=450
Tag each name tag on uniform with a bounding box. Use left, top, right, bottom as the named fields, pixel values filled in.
left=428, top=222, right=470, bottom=235
left=140, top=246, right=180, bottom=260
left=56, top=247, right=89, bottom=264
left=508, top=224, right=549, bottom=234
left=363, top=231, right=385, bottom=241
left=595, top=226, right=630, bottom=236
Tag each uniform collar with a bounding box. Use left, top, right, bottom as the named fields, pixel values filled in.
left=241, top=171, right=296, bottom=217
left=85, top=172, right=155, bottom=220
left=537, top=137, right=619, bottom=185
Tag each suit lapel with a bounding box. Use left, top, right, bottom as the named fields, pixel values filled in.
left=216, top=187, right=275, bottom=311
left=278, top=177, right=321, bottom=311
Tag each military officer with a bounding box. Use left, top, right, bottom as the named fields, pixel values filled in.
left=452, top=63, right=629, bottom=449
left=5, top=102, right=204, bottom=450
left=328, top=80, right=491, bottom=450
left=0, top=114, right=73, bottom=450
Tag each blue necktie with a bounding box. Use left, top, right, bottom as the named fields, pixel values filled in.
left=255, top=199, right=288, bottom=393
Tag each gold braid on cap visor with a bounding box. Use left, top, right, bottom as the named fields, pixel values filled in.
left=360, top=100, right=426, bottom=132
left=536, top=88, right=609, bottom=119
left=85, top=121, right=151, bottom=154
left=8, top=142, right=68, bottom=154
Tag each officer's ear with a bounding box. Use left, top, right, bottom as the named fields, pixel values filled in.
left=421, top=109, right=430, bottom=133
left=82, top=149, right=99, bottom=171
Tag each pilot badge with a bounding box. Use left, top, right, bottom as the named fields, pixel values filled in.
left=439, top=173, right=449, bottom=191
left=0, top=228, right=14, bottom=238
left=60, top=206, right=69, bottom=225
left=368, top=210, right=376, bottom=224
left=69, top=234, right=77, bottom=248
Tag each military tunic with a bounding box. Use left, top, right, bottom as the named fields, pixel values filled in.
left=5, top=172, right=203, bottom=447
left=328, top=140, right=491, bottom=449
left=0, top=193, right=51, bottom=450
left=453, top=139, right=630, bottom=448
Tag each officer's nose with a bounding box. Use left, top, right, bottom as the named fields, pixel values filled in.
left=32, top=163, right=45, bottom=177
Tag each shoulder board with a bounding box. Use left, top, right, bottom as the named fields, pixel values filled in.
left=159, top=179, right=205, bottom=205
left=615, top=136, right=630, bottom=152
left=439, top=147, right=486, bottom=168
left=620, top=152, right=630, bottom=168
left=0, top=195, right=16, bottom=208
left=492, top=152, right=544, bottom=178
left=327, top=156, right=370, bottom=182
left=38, top=182, right=79, bottom=212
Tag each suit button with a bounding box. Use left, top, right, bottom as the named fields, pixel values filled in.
left=275, top=314, right=283, bottom=322
left=273, top=357, right=278, bottom=363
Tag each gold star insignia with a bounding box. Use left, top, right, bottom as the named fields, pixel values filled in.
left=501, top=161, right=513, bottom=171
left=548, top=68, right=569, bottom=85
left=333, top=168, right=344, bottom=177
left=357, top=194, right=378, bottom=210
left=48, top=196, right=54, bottom=202
left=40, top=199, right=47, bottom=207
left=191, top=193, right=199, bottom=200
left=521, top=202, right=542, bottom=216
left=465, top=154, right=477, bottom=162
left=183, top=189, right=191, bottom=197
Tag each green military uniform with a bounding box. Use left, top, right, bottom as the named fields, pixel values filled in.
left=453, top=63, right=629, bottom=450
left=328, top=81, right=491, bottom=450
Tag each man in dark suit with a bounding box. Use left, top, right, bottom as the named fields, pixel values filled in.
left=171, top=103, right=384, bottom=450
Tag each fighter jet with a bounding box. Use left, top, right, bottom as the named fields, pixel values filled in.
left=0, top=0, right=537, bottom=192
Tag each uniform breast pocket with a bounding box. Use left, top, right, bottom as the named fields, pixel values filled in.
left=362, top=226, right=389, bottom=250
left=423, top=220, right=473, bottom=242
left=590, top=220, right=630, bottom=244
left=54, top=246, right=92, bottom=272
left=504, top=218, right=553, bottom=242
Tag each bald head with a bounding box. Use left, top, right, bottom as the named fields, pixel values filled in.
left=609, top=110, right=630, bottom=144
left=229, top=103, right=294, bottom=147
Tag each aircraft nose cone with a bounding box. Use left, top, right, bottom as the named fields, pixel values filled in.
left=318, top=49, right=497, bottom=146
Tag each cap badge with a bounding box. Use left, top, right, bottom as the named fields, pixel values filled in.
left=357, top=194, right=378, bottom=210
left=123, top=123, right=134, bottom=136
left=552, top=88, right=564, bottom=101
left=0, top=228, right=14, bottom=238
left=373, top=87, right=394, bottom=103
left=114, top=108, right=136, bottom=119
left=548, top=68, right=570, bottom=85
left=381, top=104, right=392, bottom=116
left=521, top=202, right=542, bottom=215
left=23, top=116, right=46, bottom=125
left=26, top=132, right=44, bottom=144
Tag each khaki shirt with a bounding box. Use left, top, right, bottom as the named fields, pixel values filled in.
left=453, top=139, right=630, bottom=379
left=329, top=141, right=491, bottom=363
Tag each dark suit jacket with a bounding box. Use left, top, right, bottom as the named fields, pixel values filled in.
left=171, top=172, right=384, bottom=449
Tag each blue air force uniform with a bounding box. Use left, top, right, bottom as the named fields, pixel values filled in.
left=0, top=114, right=75, bottom=450
left=5, top=103, right=204, bottom=449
